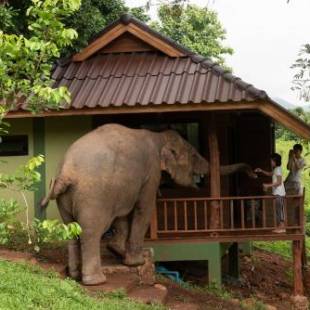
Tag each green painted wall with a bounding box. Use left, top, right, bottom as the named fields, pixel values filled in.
left=0, top=118, right=34, bottom=221
left=0, top=116, right=238, bottom=285
left=45, top=116, right=92, bottom=219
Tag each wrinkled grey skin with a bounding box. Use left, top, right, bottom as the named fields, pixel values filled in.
left=42, top=124, right=254, bottom=285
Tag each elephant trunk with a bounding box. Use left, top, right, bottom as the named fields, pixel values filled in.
left=219, top=163, right=257, bottom=178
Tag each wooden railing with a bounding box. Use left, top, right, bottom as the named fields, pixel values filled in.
left=148, top=194, right=305, bottom=241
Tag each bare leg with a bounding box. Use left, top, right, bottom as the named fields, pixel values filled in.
left=107, top=216, right=128, bottom=257
left=124, top=184, right=157, bottom=266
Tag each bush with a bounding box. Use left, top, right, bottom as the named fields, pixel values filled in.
left=0, top=156, right=81, bottom=251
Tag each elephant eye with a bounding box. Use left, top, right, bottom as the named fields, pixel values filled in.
left=171, top=149, right=177, bottom=156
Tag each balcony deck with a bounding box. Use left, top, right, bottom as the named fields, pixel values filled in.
left=148, top=194, right=305, bottom=243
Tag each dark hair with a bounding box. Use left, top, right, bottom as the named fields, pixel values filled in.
left=271, top=153, right=282, bottom=166
left=293, top=144, right=303, bottom=152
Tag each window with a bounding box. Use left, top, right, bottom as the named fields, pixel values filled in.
left=0, top=135, right=28, bottom=156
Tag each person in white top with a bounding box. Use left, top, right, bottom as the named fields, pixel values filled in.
left=285, top=144, right=306, bottom=195
left=255, top=153, right=286, bottom=233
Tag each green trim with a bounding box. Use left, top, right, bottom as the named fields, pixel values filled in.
left=148, top=242, right=222, bottom=285
left=240, top=242, right=252, bottom=255
left=33, top=118, right=46, bottom=219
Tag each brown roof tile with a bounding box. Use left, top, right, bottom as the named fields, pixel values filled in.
left=52, top=51, right=267, bottom=109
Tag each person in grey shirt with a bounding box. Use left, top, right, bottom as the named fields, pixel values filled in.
left=285, top=144, right=306, bottom=195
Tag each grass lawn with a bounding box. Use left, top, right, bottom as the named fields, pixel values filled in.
left=255, top=237, right=310, bottom=260
left=0, top=260, right=165, bottom=310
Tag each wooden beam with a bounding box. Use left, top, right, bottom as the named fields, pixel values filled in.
left=5, top=101, right=260, bottom=119
left=72, top=21, right=185, bottom=62
left=127, top=24, right=184, bottom=57
left=73, top=24, right=126, bottom=61
left=293, top=240, right=304, bottom=296
left=208, top=113, right=221, bottom=229
left=259, top=103, right=310, bottom=140
left=5, top=99, right=310, bottom=140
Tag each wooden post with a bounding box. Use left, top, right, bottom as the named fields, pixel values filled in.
left=293, top=240, right=304, bottom=296
left=208, top=113, right=221, bottom=229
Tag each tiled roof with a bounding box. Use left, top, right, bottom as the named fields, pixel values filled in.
left=52, top=51, right=268, bottom=110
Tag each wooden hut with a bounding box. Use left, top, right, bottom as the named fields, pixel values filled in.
left=3, top=14, right=310, bottom=294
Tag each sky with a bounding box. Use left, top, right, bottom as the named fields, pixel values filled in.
left=125, top=0, right=310, bottom=107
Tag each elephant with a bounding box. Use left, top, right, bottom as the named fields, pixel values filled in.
left=41, top=123, right=255, bottom=285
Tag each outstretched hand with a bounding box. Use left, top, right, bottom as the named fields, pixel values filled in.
left=254, top=168, right=262, bottom=174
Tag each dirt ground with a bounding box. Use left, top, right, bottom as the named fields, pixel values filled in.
left=0, top=245, right=309, bottom=310
left=228, top=250, right=303, bottom=310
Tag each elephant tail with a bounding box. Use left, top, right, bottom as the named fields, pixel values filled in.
left=40, top=176, right=69, bottom=209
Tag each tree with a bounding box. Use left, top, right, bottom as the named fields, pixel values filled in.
left=1, top=0, right=149, bottom=56
left=292, top=44, right=310, bottom=102
left=151, top=3, right=233, bottom=65
left=0, top=0, right=82, bottom=113
left=0, top=0, right=82, bottom=248
left=275, top=107, right=310, bottom=141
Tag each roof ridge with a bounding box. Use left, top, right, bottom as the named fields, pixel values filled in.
left=87, top=13, right=193, bottom=56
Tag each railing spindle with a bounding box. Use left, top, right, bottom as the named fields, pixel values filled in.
left=262, top=199, right=266, bottom=228
left=194, top=201, right=198, bottom=230
left=220, top=200, right=224, bottom=229
left=251, top=200, right=256, bottom=228
left=184, top=200, right=188, bottom=231
left=241, top=200, right=245, bottom=229
left=284, top=198, right=288, bottom=227
left=174, top=200, right=178, bottom=231
left=273, top=198, right=277, bottom=228
left=230, top=200, right=234, bottom=229
left=204, top=200, right=208, bottom=230
left=164, top=201, right=168, bottom=231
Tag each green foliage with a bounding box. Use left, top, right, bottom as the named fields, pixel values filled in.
left=0, top=3, right=17, bottom=33
left=0, top=155, right=44, bottom=192
left=0, top=260, right=164, bottom=310
left=206, top=282, right=232, bottom=300
left=2, top=0, right=150, bottom=57
left=51, top=0, right=150, bottom=55
left=0, top=156, right=81, bottom=250
left=33, top=219, right=81, bottom=248
left=275, top=107, right=310, bottom=140
left=100, top=288, right=127, bottom=300
left=292, top=44, right=310, bottom=102
left=0, top=0, right=81, bottom=114
left=254, top=241, right=292, bottom=260
left=151, top=3, right=233, bottom=65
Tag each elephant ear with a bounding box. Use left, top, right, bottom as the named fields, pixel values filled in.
left=160, top=146, right=177, bottom=178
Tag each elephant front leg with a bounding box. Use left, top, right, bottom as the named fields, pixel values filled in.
left=107, top=216, right=128, bottom=257
left=124, top=193, right=156, bottom=266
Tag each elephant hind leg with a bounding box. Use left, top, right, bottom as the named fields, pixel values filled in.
left=57, top=195, right=81, bottom=280
left=78, top=203, right=112, bottom=285
left=107, top=216, right=128, bottom=258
